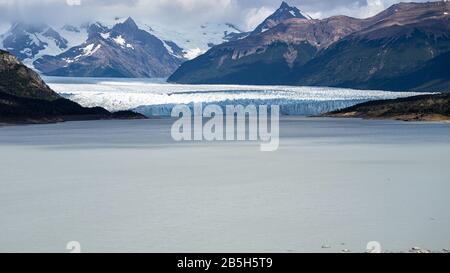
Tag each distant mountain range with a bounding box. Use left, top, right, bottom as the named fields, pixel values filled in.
left=169, top=1, right=450, bottom=92
left=1, top=1, right=449, bottom=93
left=33, top=18, right=184, bottom=78
left=0, top=17, right=247, bottom=78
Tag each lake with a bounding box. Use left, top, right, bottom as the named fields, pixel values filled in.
left=1, top=117, right=449, bottom=253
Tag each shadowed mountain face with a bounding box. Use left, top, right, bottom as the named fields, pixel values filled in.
left=33, top=18, right=185, bottom=78
left=0, top=49, right=59, bottom=101
left=0, top=50, right=145, bottom=124
left=169, top=2, right=450, bottom=92
left=293, top=2, right=450, bottom=91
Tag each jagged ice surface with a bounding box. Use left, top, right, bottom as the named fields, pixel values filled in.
left=45, top=77, right=426, bottom=117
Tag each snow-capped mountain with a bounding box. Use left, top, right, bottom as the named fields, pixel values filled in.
left=252, top=1, right=312, bottom=34
left=0, top=22, right=90, bottom=68
left=0, top=15, right=248, bottom=76
left=169, top=2, right=450, bottom=93
left=34, top=18, right=184, bottom=78
left=0, top=2, right=309, bottom=78
left=0, top=23, right=69, bottom=66
left=89, top=17, right=248, bottom=59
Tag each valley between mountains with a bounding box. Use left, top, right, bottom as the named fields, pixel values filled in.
left=1, top=1, right=449, bottom=124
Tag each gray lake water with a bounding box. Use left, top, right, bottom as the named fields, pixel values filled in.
left=0, top=117, right=449, bottom=253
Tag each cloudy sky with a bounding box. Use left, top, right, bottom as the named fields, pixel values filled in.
left=0, top=0, right=431, bottom=31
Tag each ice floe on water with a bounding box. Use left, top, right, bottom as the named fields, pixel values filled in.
left=45, top=77, right=429, bottom=117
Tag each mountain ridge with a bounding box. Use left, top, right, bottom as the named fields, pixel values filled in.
left=33, top=17, right=184, bottom=78
left=168, top=1, right=450, bottom=92
left=0, top=17, right=249, bottom=76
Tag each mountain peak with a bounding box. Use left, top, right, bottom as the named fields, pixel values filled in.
left=111, top=17, right=139, bottom=33
left=252, top=1, right=311, bottom=34
left=122, top=17, right=138, bottom=28
left=275, top=1, right=311, bottom=20
left=280, top=1, right=291, bottom=9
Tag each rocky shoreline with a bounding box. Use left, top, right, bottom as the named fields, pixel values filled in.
left=0, top=49, right=146, bottom=125
left=324, top=93, right=450, bottom=122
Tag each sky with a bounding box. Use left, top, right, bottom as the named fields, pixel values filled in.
left=0, top=0, right=432, bottom=31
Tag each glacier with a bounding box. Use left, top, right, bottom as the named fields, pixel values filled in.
left=45, top=77, right=429, bottom=117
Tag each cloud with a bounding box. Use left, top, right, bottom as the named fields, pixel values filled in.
left=155, top=0, right=233, bottom=12
left=0, top=0, right=433, bottom=31
left=66, top=0, right=82, bottom=6
left=244, top=6, right=274, bottom=30
left=360, top=0, right=386, bottom=17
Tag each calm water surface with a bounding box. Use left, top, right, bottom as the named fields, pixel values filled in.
left=0, top=117, right=449, bottom=252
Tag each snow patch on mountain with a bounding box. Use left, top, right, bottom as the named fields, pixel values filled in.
left=113, top=35, right=126, bottom=46
left=21, top=31, right=67, bottom=68
left=100, top=32, right=110, bottom=39
left=184, top=48, right=204, bottom=60
left=82, top=43, right=101, bottom=57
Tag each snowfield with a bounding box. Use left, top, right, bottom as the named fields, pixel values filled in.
left=45, top=77, right=427, bottom=117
